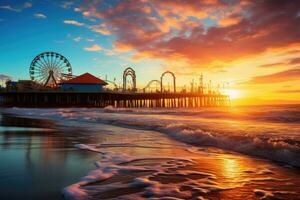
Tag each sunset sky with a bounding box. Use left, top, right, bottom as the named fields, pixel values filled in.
left=0, top=0, right=299, bottom=105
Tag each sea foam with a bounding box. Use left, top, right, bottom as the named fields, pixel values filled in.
left=63, top=145, right=225, bottom=200
left=2, top=106, right=300, bottom=167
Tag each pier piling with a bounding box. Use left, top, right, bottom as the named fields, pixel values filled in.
left=0, top=91, right=230, bottom=108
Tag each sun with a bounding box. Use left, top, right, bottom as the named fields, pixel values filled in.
left=223, top=89, right=241, bottom=100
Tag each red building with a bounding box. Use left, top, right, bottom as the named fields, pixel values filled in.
left=60, top=73, right=107, bottom=92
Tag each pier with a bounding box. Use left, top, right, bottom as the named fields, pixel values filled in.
left=0, top=53, right=231, bottom=108
left=0, top=91, right=230, bottom=108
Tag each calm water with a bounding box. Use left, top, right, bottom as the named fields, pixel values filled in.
left=0, top=105, right=300, bottom=199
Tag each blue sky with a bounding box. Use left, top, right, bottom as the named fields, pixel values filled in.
left=0, top=0, right=162, bottom=86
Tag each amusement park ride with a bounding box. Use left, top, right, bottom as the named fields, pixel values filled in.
left=0, top=51, right=231, bottom=108
left=29, top=52, right=74, bottom=87
left=28, top=51, right=179, bottom=93
left=27, top=51, right=226, bottom=95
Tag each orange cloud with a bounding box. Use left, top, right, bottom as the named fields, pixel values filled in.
left=90, top=24, right=111, bottom=35
left=289, top=58, right=300, bottom=65
left=79, top=0, right=300, bottom=69
left=246, top=68, right=300, bottom=84
left=276, top=89, right=300, bottom=93
left=113, top=41, right=133, bottom=52
left=219, top=16, right=242, bottom=27
left=84, top=44, right=102, bottom=52
left=74, top=1, right=300, bottom=104
left=258, top=62, right=285, bottom=68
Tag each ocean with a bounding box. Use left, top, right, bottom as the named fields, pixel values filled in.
left=0, top=105, right=300, bottom=199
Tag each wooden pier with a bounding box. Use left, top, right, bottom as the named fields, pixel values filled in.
left=0, top=91, right=230, bottom=108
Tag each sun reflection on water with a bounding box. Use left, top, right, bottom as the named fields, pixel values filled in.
left=222, top=158, right=241, bottom=179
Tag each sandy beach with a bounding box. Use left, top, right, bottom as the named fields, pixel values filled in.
left=0, top=106, right=300, bottom=199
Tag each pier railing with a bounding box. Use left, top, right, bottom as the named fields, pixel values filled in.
left=0, top=91, right=230, bottom=108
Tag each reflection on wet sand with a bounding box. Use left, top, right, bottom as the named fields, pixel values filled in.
left=1, top=109, right=300, bottom=200
left=69, top=140, right=300, bottom=200
left=222, top=157, right=240, bottom=179
left=0, top=114, right=99, bottom=200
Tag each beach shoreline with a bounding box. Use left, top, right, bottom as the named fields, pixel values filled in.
left=1, top=106, right=300, bottom=199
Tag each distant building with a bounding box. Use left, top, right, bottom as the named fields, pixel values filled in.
left=17, top=80, right=41, bottom=91
left=6, top=80, right=41, bottom=91
left=5, top=81, right=17, bottom=91
left=0, top=85, right=5, bottom=91
left=60, top=73, right=107, bottom=92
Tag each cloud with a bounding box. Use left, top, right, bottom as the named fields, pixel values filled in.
left=0, top=2, right=32, bottom=12
left=0, top=5, right=21, bottom=12
left=90, top=24, right=111, bottom=35
left=276, top=89, right=300, bottom=93
left=104, top=49, right=115, bottom=56
left=247, top=68, right=300, bottom=84
left=219, top=16, right=242, bottom=27
left=84, top=44, right=102, bottom=52
left=258, top=62, right=285, bottom=68
left=86, top=38, right=95, bottom=42
left=63, top=20, right=84, bottom=26
left=77, top=0, right=300, bottom=69
left=113, top=41, right=133, bottom=52
left=23, top=2, right=32, bottom=9
left=0, top=74, right=11, bottom=81
left=74, top=7, right=81, bottom=12
left=73, top=37, right=82, bottom=42
left=258, top=57, right=300, bottom=68
left=61, top=1, right=74, bottom=9
left=34, top=13, right=47, bottom=19
left=288, top=58, right=300, bottom=65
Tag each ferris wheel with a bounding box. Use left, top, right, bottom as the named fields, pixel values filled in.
left=29, top=52, right=72, bottom=87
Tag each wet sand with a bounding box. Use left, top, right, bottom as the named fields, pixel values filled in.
left=1, top=108, right=300, bottom=199
left=0, top=114, right=99, bottom=200
left=72, top=136, right=300, bottom=200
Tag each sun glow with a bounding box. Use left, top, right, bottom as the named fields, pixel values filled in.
left=223, top=89, right=241, bottom=100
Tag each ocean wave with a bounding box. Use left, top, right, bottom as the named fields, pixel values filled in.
left=158, top=123, right=300, bottom=167
left=93, top=116, right=300, bottom=167
left=78, top=111, right=300, bottom=167
left=3, top=105, right=300, bottom=124
left=103, top=105, right=300, bottom=124
left=74, top=111, right=300, bottom=167
left=2, top=107, right=300, bottom=167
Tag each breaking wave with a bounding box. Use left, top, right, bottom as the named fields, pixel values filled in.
left=104, top=104, right=300, bottom=124
left=89, top=117, right=300, bottom=167
left=2, top=105, right=300, bottom=167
